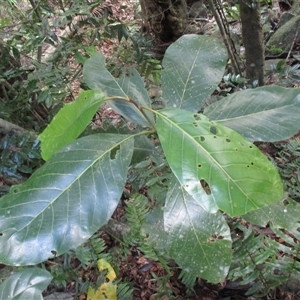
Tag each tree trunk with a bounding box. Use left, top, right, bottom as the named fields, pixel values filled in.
left=239, top=0, right=265, bottom=86
left=139, top=0, right=188, bottom=53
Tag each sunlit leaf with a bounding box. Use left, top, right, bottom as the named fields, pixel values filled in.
left=156, top=108, right=283, bottom=216
left=39, top=90, right=106, bottom=161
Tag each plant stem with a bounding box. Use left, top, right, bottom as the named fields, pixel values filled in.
left=207, top=0, right=241, bottom=74
left=105, top=96, right=157, bottom=130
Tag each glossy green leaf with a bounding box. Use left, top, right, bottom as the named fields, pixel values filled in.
left=83, top=53, right=154, bottom=127
left=0, top=268, right=52, bottom=300
left=39, top=90, right=106, bottom=161
left=156, top=108, right=283, bottom=216
left=204, top=86, right=300, bottom=142
left=0, top=134, right=133, bottom=265
left=164, top=178, right=232, bottom=283
left=162, top=34, right=227, bottom=111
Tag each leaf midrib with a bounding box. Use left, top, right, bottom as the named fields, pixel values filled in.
left=157, top=111, right=259, bottom=214
left=208, top=101, right=297, bottom=123
left=3, top=135, right=134, bottom=244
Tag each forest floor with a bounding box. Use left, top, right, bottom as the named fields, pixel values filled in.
left=1, top=0, right=300, bottom=299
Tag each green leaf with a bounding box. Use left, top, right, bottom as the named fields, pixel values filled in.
left=80, top=121, right=157, bottom=165
left=39, top=90, right=106, bottom=161
left=107, top=68, right=155, bottom=126
left=131, top=135, right=158, bottom=165
left=0, top=268, right=52, bottom=300
left=142, top=188, right=169, bottom=256
left=164, top=178, right=232, bottom=283
left=156, top=108, right=283, bottom=216
left=0, top=134, right=133, bottom=265
left=161, top=34, right=227, bottom=111
left=83, top=52, right=126, bottom=98
left=83, top=53, right=154, bottom=127
left=204, top=86, right=300, bottom=142
left=244, top=197, right=300, bottom=240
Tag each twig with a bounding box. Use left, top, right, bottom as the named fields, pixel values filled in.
left=28, top=0, right=43, bottom=62
left=207, top=0, right=241, bottom=74
left=286, top=27, right=299, bottom=63
left=0, top=118, right=26, bottom=135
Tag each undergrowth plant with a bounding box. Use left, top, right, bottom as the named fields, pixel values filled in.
left=1, top=34, right=300, bottom=298
left=0, top=132, right=41, bottom=184
left=0, top=0, right=125, bottom=128
left=275, top=138, right=300, bottom=202
left=106, top=28, right=160, bottom=83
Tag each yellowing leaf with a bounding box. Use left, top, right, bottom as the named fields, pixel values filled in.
left=87, top=281, right=117, bottom=300
left=87, top=259, right=117, bottom=300
left=97, top=259, right=116, bottom=281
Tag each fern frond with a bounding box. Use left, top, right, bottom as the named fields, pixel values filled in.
left=116, top=281, right=134, bottom=300
left=75, top=232, right=110, bottom=267
left=124, top=194, right=150, bottom=245
left=276, top=138, right=300, bottom=201
left=228, top=214, right=300, bottom=297
left=90, top=232, right=111, bottom=261
left=178, top=269, right=197, bottom=292
left=229, top=222, right=278, bottom=295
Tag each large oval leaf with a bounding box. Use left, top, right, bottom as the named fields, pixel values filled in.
left=83, top=52, right=126, bottom=98
left=164, top=178, right=231, bottom=283
left=39, top=90, right=106, bottom=161
left=204, top=86, right=300, bottom=142
left=161, top=34, right=227, bottom=111
left=83, top=53, right=154, bottom=127
left=0, top=134, right=133, bottom=265
left=0, top=268, right=52, bottom=300
left=156, top=108, right=283, bottom=216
